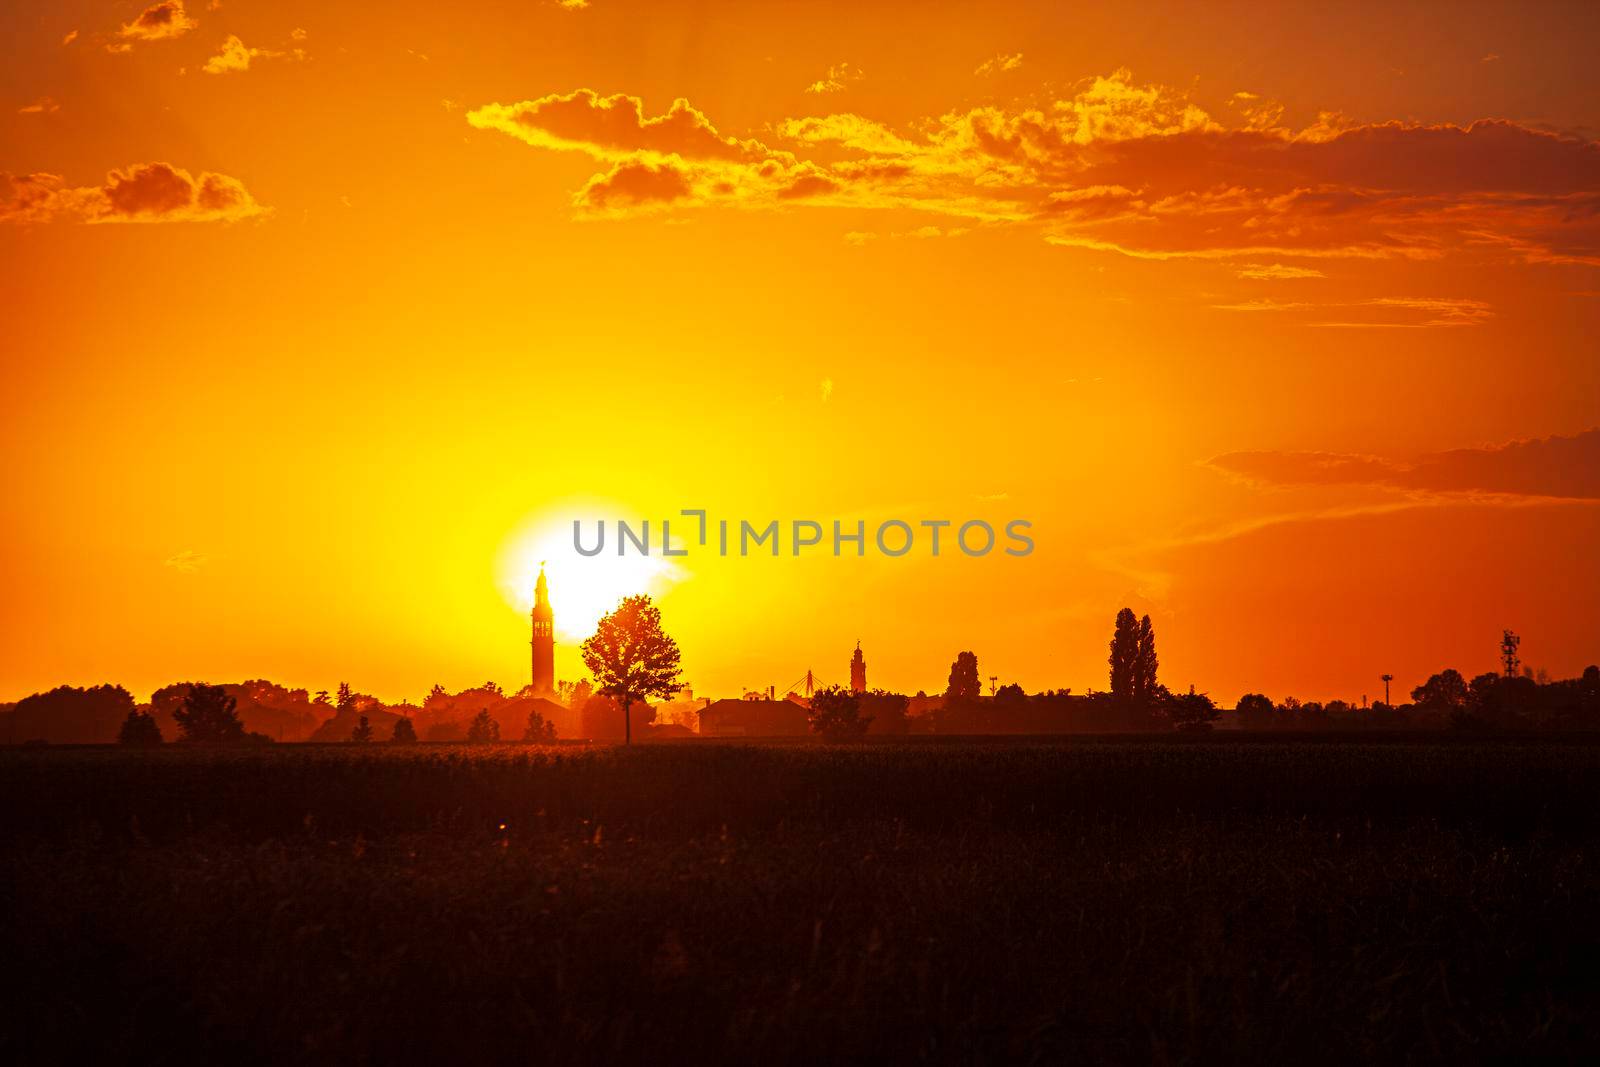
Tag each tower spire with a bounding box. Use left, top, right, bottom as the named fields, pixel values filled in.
left=530, top=563, right=554, bottom=695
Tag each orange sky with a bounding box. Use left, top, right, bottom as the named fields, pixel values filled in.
left=3, top=0, right=1598, bottom=708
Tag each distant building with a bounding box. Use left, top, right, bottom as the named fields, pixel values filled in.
left=850, top=641, right=867, bottom=693
left=698, top=698, right=811, bottom=737
left=530, top=564, right=554, bottom=696
left=502, top=693, right=569, bottom=738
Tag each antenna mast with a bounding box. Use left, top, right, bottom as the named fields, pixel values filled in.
left=1501, top=630, right=1521, bottom=678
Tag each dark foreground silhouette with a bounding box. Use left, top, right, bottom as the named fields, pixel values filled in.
left=4, top=739, right=1600, bottom=1063
left=5, top=609, right=1595, bottom=745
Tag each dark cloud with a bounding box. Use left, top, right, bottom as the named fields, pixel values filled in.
left=117, top=0, right=197, bottom=43
left=1209, top=430, right=1600, bottom=500
left=468, top=89, right=785, bottom=164
left=576, top=159, right=694, bottom=212
left=467, top=72, right=1600, bottom=267
left=0, top=163, right=264, bottom=225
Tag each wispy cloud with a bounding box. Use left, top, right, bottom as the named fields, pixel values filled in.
left=1213, top=295, right=1493, bottom=328
left=1093, top=429, right=1600, bottom=601
left=843, top=224, right=967, bottom=243
left=1235, top=263, right=1325, bottom=280
left=163, top=549, right=207, bottom=573
left=1091, top=499, right=1431, bottom=602
left=974, top=53, right=1023, bottom=76
left=1211, top=298, right=1312, bottom=312
left=202, top=32, right=307, bottom=75
left=805, top=63, right=863, bottom=95
left=1314, top=297, right=1493, bottom=328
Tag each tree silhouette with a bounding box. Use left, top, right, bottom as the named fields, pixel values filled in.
left=466, top=709, right=500, bottom=743
left=174, top=683, right=246, bottom=743
left=580, top=594, right=683, bottom=746
left=558, top=678, right=594, bottom=708
left=1132, top=615, right=1158, bottom=704
left=523, top=707, right=557, bottom=743
left=808, top=685, right=873, bottom=742
left=1235, top=693, right=1275, bottom=729
left=1412, top=669, right=1469, bottom=711
left=391, top=716, right=418, bottom=744
left=945, top=651, right=981, bottom=702
left=1166, top=688, right=1219, bottom=732
left=351, top=714, right=373, bottom=743
left=117, top=709, right=163, bottom=747
left=1108, top=608, right=1139, bottom=702
left=336, top=682, right=355, bottom=712
left=3, top=684, right=136, bottom=744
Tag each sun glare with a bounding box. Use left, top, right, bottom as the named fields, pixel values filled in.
left=497, top=512, right=685, bottom=641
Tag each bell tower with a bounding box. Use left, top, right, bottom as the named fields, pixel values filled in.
left=531, top=563, right=554, bottom=696
left=850, top=640, right=866, bottom=693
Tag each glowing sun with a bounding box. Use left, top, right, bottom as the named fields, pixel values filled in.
left=497, top=512, right=685, bottom=641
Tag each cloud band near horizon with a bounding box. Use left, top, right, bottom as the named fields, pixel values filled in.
left=1208, top=429, right=1600, bottom=501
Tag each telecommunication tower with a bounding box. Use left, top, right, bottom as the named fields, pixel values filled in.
left=1501, top=630, right=1521, bottom=678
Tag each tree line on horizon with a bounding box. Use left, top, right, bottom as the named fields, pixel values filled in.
left=3, top=599, right=1598, bottom=745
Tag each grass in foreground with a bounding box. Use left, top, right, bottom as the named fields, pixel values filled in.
left=3, top=739, right=1599, bottom=1063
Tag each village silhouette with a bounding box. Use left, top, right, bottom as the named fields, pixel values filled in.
left=6, top=564, right=1598, bottom=746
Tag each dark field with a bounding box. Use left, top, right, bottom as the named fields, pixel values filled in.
left=5, top=739, right=1600, bottom=1064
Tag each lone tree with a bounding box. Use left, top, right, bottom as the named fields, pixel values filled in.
left=351, top=714, right=373, bottom=743
left=523, top=707, right=557, bottom=743
left=466, top=709, right=500, bottom=743
left=580, top=594, right=682, bottom=746
left=117, top=709, right=163, bottom=747
left=1108, top=608, right=1140, bottom=702
left=945, top=651, right=981, bottom=703
left=390, top=716, right=418, bottom=744
left=1132, top=615, right=1159, bottom=704
left=808, top=685, right=873, bottom=742
left=174, top=683, right=245, bottom=743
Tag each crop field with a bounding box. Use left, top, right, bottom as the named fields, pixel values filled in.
left=4, top=738, right=1600, bottom=1063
